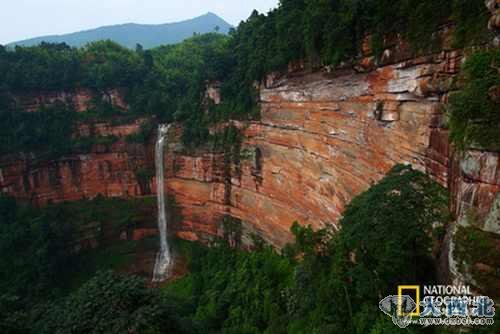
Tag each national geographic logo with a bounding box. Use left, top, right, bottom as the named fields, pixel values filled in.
left=380, top=284, right=495, bottom=329
left=398, top=285, right=420, bottom=316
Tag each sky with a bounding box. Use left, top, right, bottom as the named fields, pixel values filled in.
left=0, top=0, right=279, bottom=44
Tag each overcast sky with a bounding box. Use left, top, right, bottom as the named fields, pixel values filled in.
left=0, top=0, right=279, bottom=44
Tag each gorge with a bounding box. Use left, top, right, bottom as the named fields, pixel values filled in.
left=1, top=34, right=498, bottom=295
left=0, top=1, right=499, bottom=332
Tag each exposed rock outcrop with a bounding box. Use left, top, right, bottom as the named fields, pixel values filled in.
left=445, top=150, right=500, bottom=299
left=4, top=88, right=127, bottom=113
left=163, top=46, right=460, bottom=247
left=0, top=120, right=150, bottom=205
left=486, top=0, right=500, bottom=45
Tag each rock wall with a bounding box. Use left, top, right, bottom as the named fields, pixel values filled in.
left=445, top=148, right=500, bottom=299
left=3, top=87, right=127, bottom=113
left=486, top=0, right=500, bottom=45
left=163, top=41, right=499, bottom=296
left=0, top=120, right=151, bottom=206
left=451, top=151, right=500, bottom=230
left=0, top=45, right=494, bottom=251
left=164, top=45, right=460, bottom=247
left=437, top=0, right=500, bottom=299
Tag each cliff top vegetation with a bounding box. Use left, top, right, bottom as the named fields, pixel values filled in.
left=0, top=0, right=493, bottom=155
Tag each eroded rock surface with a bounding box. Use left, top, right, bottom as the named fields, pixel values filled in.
left=164, top=49, right=460, bottom=247
left=0, top=120, right=150, bottom=205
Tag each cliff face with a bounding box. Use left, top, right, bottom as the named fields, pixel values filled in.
left=164, top=45, right=457, bottom=247
left=4, top=88, right=127, bottom=113
left=162, top=12, right=499, bottom=295
left=446, top=150, right=500, bottom=298
left=451, top=151, right=500, bottom=233
left=0, top=119, right=150, bottom=206
left=0, top=40, right=489, bottom=248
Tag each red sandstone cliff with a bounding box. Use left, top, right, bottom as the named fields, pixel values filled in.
left=0, top=34, right=493, bottom=249
left=164, top=42, right=458, bottom=247
left=1, top=2, right=499, bottom=296
left=0, top=119, right=151, bottom=205
left=5, top=87, right=127, bottom=113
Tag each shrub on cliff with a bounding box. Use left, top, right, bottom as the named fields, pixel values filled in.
left=339, top=165, right=449, bottom=300
left=448, top=49, right=500, bottom=151
left=0, top=197, right=155, bottom=308
left=0, top=35, right=231, bottom=150
left=226, top=0, right=491, bottom=86
left=0, top=102, right=76, bottom=157
left=0, top=102, right=120, bottom=157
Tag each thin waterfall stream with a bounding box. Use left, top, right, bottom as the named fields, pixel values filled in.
left=152, top=124, right=172, bottom=282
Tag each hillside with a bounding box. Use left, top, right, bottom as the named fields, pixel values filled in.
left=8, top=12, right=232, bottom=49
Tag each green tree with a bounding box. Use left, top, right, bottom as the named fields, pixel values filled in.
left=35, top=271, right=195, bottom=334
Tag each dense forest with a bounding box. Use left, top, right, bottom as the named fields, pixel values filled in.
left=6, top=165, right=495, bottom=333
left=0, top=35, right=232, bottom=153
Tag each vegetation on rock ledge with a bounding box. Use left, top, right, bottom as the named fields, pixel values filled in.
left=448, top=49, right=500, bottom=151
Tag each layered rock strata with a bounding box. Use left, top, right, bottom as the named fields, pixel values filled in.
left=0, top=120, right=150, bottom=206
left=164, top=47, right=461, bottom=247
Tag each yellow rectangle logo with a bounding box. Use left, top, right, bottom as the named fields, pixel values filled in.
left=398, top=285, right=420, bottom=316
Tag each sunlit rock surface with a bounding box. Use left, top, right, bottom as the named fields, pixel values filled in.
left=165, top=45, right=461, bottom=248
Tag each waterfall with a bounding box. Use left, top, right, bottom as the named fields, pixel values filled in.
left=152, top=124, right=172, bottom=282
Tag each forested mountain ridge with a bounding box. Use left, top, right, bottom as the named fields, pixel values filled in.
left=8, top=12, right=232, bottom=49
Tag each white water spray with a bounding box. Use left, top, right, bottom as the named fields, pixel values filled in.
left=152, top=124, right=172, bottom=282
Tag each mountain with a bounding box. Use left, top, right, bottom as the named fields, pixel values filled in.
left=8, top=12, right=232, bottom=49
